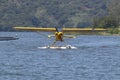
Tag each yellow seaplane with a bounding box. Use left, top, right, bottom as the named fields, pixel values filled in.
left=14, top=27, right=107, bottom=49
left=14, top=27, right=78, bottom=49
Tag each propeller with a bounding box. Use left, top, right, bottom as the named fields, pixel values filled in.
left=55, top=27, right=59, bottom=32
left=55, top=27, right=63, bottom=41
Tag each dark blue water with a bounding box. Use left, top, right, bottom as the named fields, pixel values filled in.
left=0, top=32, right=120, bottom=80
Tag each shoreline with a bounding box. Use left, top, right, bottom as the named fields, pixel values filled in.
left=0, top=31, right=120, bottom=36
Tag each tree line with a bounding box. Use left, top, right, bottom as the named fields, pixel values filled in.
left=0, top=0, right=119, bottom=33
left=93, top=0, right=120, bottom=34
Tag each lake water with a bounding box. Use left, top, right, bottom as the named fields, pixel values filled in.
left=0, top=32, right=120, bottom=80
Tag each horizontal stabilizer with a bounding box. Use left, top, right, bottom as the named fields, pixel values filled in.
left=64, top=35, right=76, bottom=38
left=48, top=35, right=55, bottom=38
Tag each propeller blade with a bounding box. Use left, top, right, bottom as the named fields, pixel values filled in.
left=55, top=27, right=59, bottom=32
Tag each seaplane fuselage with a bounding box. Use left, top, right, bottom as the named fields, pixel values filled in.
left=55, top=32, right=63, bottom=41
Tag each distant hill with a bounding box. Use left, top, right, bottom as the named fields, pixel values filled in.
left=0, top=0, right=110, bottom=31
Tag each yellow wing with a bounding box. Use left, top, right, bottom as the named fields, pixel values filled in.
left=14, top=27, right=56, bottom=32
left=14, top=27, right=107, bottom=32
left=62, top=28, right=107, bottom=32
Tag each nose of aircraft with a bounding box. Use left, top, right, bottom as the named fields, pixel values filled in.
left=55, top=32, right=63, bottom=41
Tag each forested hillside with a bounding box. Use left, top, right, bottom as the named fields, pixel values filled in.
left=0, top=0, right=114, bottom=31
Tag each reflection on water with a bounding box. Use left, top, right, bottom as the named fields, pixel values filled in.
left=0, top=32, right=120, bottom=80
